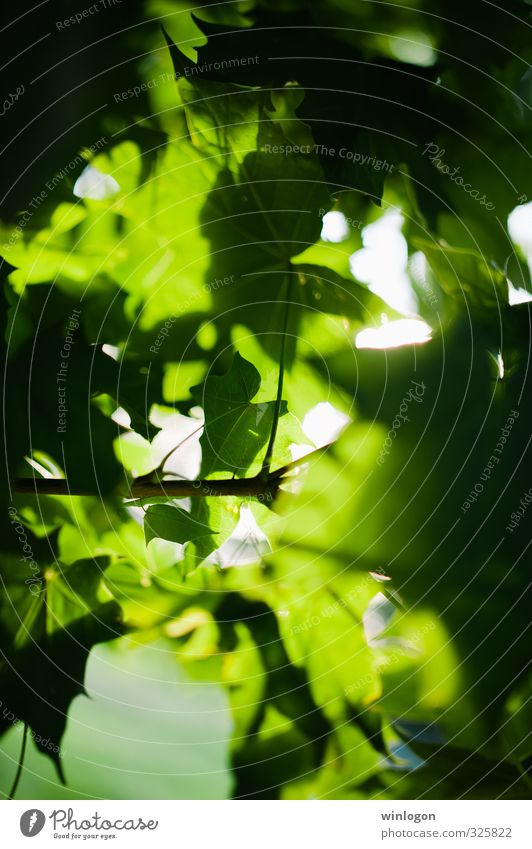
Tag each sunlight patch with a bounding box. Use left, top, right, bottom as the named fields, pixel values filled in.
left=363, top=592, right=397, bottom=647
left=73, top=165, right=120, bottom=200
left=289, top=442, right=315, bottom=461
left=508, top=202, right=532, bottom=253
left=321, top=211, right=349, bottom=243
left=349, top=210, right=418, bottom=315
left=102, top=344, right=120, bottom=361
left=508, top=279, right=532, bottom=305
left=207, top=505, right=271, bottom=568
left=149, top=407, right=204, bottom=481
left=356, top=318, right=432, bottom=349
left=387, top=29, right=436, bottom=67
left=302, top=401, right=351, bottom=446
left=111, top=406, right=131, bottom=428
left=506, top=203, right=532, bottom=303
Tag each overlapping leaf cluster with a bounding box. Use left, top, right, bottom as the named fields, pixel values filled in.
left=1, top=0, right=531, bottom=799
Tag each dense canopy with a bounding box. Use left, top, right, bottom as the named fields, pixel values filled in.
left=0, top=0, right=531, bottom=800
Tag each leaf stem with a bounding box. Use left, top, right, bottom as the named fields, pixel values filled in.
left=8, top=722, right=28, bottom=800
left=260, top=272, right=293, bottom=480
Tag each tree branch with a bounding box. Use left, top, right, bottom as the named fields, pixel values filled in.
left=14, top=474, right=281, bottom=500
left=13, top=444, right=335, bottom=500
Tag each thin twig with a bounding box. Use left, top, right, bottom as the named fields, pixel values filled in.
left=268, top=440, right=336, bottom=479
left=158, top=424, right=204, bottom=473
left=260, top=273, right=292, bottom=481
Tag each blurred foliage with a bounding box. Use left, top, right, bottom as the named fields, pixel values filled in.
left=1, top=0, right=531, bottom=800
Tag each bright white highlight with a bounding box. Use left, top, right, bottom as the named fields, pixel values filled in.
left=508, top=202, right=532, bottom=253
left=150, top=407, right=204, bottom=481
left=289, top=442, right=315, bottom=461
left=321, top=211, right=349, bottom=243
left=356, top=318, right=432, bottom=349
left=507, top=203, right=532, bottom=304
left=508, top=281, right=532, bottom=305
left=208, top=505, right=271, bottom=568
left=302, top=401, right=351, bottom=447
left=349, top=210, right=418, bottom=315
left=363, top=592, right=397, bottom=647
left=73, top=165, right=120, bottom=200
left=102, top=344, right=120, bottom=361
left=111, top=406, right=131, bottom=428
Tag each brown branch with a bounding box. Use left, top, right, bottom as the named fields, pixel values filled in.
left=13, top=443, right=335, bottom=500
left=13, top=474, right=280, bottom=500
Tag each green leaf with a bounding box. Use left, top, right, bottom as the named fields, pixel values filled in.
left=415, top=239, right=508, bottom=310
left=183, top=497, right=240, bottom=573
left=0, top=602, right=122, bottom=778
left=45, top=556, right=112, bottom=633
left=178, top=78, right=263, bottom=172
left=291, top=263, right=377, bottom=320
left=200, top=144, right=330, bottom=280
left=144, top=504, right=216, bottom=546
left=49, top=203, right=87, bottom=235
left=267, top=83, right=314, bottom=148
left=191, top=352, right=285, bottom=477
